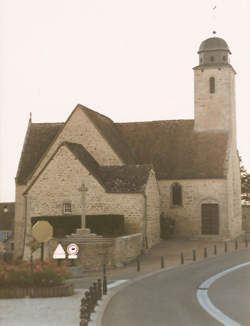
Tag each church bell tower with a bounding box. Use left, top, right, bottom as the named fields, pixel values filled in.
left=193, top=36, right=237, bottom=140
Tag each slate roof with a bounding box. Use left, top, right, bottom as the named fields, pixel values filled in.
left=16, top=105, right=135, bottom=185
left=79, top=105, right=135, bottom=164
left=17, top=106, right=229, bottom=186
left=116, top=120, right=228, bottom=179
left=100, top=165, right=153, bottom=193
left=0, top=203, right=15, bottom=231
left=16, top=122, right=64, bottom=184
left=66, top=142, right=152, bottom=192
left=24, top=142, right=152, bottom=194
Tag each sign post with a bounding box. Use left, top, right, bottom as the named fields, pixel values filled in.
left=32, top=221, right=53, bottom=262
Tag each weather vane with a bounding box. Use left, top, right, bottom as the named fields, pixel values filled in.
left=212, top=4, right=217, bottom=36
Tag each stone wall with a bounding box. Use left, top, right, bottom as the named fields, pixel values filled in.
left=226, top=146, right=242, bottom=237
left=158, top=178, right=229, bottom=238
left=14, top=106, right=124, bottom=257
left=145, top=171, right=161, bottom=247
left=20, top=144, right=159, bottom=258
left=242, top=205, right=250, bottom=232
left=194, top=65, right=236, bottom=135
left=46, top=233, right=142, bottom=271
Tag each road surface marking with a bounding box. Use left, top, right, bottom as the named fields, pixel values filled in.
left=107, top=280, right=128, bottom=289
left=197, top=261, right=250, bottom=326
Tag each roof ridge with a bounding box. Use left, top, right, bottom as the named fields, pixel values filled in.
left=32, top=122, right=64, bottom=125
left=78, top=104, right=114, bottom=123
left=116, top=119, right=194, bottom=125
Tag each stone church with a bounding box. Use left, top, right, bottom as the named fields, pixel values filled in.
left=14, top=36, right=242, bottom=259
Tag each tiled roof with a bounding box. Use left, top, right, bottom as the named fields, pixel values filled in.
left=16, top=122, right=64, bottom=184
left=0, top=203, right=15, bottom=231
left=116, top=120, right=228, bottom=179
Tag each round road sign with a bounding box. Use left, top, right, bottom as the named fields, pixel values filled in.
left=32, top=221, right=53, bottom=243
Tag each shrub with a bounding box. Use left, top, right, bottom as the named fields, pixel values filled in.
left=0, top=259, right=70, bottom=288
left=160, top=213, right=176, bottom=239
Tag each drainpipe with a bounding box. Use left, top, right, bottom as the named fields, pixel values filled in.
left=143, top=192, right=148, bottom=250
left=22, top=194, right=28, bottom=259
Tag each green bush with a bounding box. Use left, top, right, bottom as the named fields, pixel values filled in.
left=0, top=259, right=70, bottom=288
left=160, top=213, right=176, bottom=239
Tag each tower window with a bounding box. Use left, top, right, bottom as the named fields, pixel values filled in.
left=210, top=56, right=214, bottom=62
left=209, top=77, right=215, bottom=93
left=171, top=183, right=182, bottom=206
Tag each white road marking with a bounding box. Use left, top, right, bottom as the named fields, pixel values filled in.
left=107, top=279, right=128, bottom=289
left=197, top=261, right=250, bottom=326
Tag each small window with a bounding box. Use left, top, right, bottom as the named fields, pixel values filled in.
left=171, top=183, right=182, bottom=206
left=200, top=58, right=203, bottom=63
left=210, top=56, right=214, bottom=62
left=223, top=55, right=226, bottom=61
left=209, top=77, right=215, bottom=93
left=63, top=203, right=72, bottom=213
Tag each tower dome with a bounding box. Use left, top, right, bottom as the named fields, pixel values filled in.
left=198, top=36, right=231, bottom=66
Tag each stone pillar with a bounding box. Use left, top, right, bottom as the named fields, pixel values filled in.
left=78, top=183, right=88, bottom=229
left=23, top=194, right=32, bottom=260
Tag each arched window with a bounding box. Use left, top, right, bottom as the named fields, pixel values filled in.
left=210, top=56, right=214, bottom=62
left=209, top=77, right=215, bottom=94
left=171, top=183, right=182, bottom=206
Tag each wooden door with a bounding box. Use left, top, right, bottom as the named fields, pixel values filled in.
left=201, top=204, right=219, bottom=235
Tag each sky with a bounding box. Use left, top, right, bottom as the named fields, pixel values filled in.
left=0, top=0, right=250, bottom=202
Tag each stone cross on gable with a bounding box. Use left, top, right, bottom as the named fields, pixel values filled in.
left=78, top=183, right=88, bottom=228
left=78, top=183, right=88, bottom=192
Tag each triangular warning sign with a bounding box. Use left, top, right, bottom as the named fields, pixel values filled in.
left=53, top=243, right=66, bottom=259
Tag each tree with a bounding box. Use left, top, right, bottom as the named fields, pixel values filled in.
left=240, top=162, right=250, bottom=202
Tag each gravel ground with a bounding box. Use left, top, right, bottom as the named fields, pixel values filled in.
left=0, top=289, right=85, bottom=326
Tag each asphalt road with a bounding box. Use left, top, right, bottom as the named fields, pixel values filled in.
left=102, top=249, right=250, bottom=326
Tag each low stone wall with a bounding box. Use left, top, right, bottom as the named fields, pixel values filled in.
left=113, top=233, right=142, bottom=266
left=46, top=233, right=142, bottom=271
left=242, top=205, right=250, bottom=232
